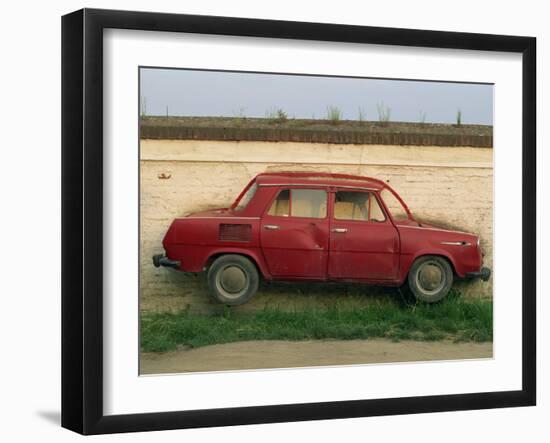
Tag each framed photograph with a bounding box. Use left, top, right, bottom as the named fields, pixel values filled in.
left=61, top=8, right=536, bottom=435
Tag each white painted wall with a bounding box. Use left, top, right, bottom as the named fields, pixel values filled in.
left=140, top=139, right=493, bottom=308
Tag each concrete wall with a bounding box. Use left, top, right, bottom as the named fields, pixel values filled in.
left=140, top=139, right=493, bottom=313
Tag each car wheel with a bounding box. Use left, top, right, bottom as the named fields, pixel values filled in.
left=207, top=255, right=259, bottom=306
left=408, top=255, right=453, bottom=303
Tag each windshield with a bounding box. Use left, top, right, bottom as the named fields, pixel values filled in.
left=380, top=189, right=411, bottom=221
left=233, top=182, right=258, bottom=211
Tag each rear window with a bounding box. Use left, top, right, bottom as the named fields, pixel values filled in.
left=268, top=189, right=327, bottom=219
left=234, top=183, right=258, bottom=211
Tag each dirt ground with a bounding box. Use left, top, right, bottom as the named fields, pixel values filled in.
left=140, top=339, right=492, bottom=374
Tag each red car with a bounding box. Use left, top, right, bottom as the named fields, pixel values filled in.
left=153, top=172, right=490, bottom=305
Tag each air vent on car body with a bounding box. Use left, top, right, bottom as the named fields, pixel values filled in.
left=219, top=224, right=252, bottom=242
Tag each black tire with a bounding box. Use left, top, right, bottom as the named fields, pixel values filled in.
left=408, top=255, right=453, bottom=303
left=207, top=255, right=259, bottom=306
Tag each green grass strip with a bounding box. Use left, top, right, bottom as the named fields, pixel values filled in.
left=141, top=292, right=492, bottom=352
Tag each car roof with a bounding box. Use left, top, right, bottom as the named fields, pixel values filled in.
left=255, top=172, right=387, bottom=191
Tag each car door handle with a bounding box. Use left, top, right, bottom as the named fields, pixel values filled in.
left=264, top=225, right=280, bottom=230
left=331, top=228, right=348, bottom=233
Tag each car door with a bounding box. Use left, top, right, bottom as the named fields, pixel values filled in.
left=260, top=187, right=329, bottom=278
left=328, top=189, right=400, bottom=280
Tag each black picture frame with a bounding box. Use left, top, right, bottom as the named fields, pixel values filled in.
left=61, top=8, right=536, bottom=435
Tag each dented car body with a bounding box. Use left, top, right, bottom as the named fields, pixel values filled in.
left=153, top=172, right=491, bottom=304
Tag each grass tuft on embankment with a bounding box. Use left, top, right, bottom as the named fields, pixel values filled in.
left=140, top=292, right=492, bottom=352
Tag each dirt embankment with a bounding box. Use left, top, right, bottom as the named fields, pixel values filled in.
left=140, top=339, right=492, bottom=374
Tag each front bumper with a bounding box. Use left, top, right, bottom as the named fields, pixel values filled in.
left=465, top=266, right=491, bottom=282
left=152, top=254, right=180, bottom=269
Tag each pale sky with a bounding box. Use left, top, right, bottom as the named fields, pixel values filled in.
left=140, top=67, right=493, bottom=125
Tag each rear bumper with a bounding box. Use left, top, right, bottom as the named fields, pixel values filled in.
left=465, top=266, right=491, bottom=282
left=152, top=254, right=180, bottom=269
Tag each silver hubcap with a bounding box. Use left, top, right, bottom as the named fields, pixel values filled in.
left=416, top=261, right=445, bottom=295
left=217, top=265, right=248, bottom=297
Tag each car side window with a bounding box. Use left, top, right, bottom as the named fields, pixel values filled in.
left=267, top=188, right=327, bottom=218
left=334, top=191, right=386, bottom=222
left=268, top=189, right=290, bottom=216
